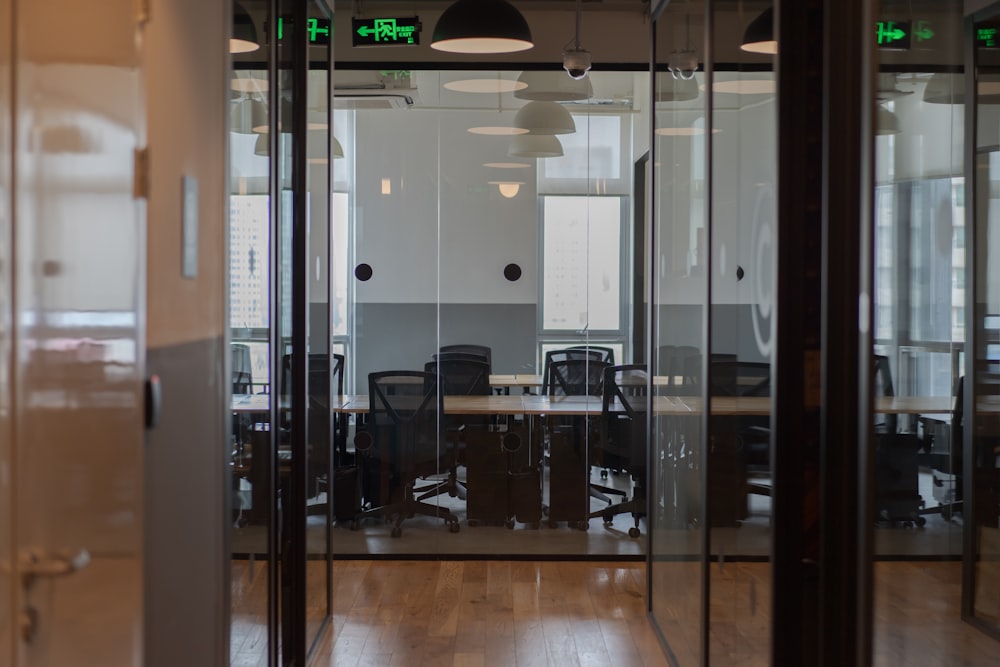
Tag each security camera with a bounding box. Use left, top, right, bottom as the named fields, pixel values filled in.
left=563, top=48, right=592, bottom=80
left=667, top=50, right=698, bottom=81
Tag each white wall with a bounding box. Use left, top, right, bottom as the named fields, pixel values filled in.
left=354, top=107, right=539, bottom=304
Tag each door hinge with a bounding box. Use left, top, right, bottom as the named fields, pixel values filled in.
left=134, top=147, right=150, bottom=200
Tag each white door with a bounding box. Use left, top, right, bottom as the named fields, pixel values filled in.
left=5, top=1, right=145, bottom=664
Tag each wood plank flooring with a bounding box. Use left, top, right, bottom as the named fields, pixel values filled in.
left=232, top=560, right=1000, bottom=666
left=311, top=561, right=669, bottom=667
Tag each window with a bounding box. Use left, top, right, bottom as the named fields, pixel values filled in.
left=540, top=195, right=626, bottom=354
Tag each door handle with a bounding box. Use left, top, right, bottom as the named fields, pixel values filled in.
left=15, top=548, right=91, bottom=590
left=0, top=549, right=89, bottom=645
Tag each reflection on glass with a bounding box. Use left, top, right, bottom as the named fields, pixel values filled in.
left=870, top=1, right=978, bottom=663
left=647, top=4, right=709, bottom=663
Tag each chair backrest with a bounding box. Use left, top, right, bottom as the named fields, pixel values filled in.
left=426, top=357, right=491, bottom=427
left=280, top=352, right=345, bottom=399
left=279, top=353, right=347, bottom=452
left=438, top=344, right=492, bottom=368
left=432, top=350, right=491, bottom=371
left=601, top=364, right=649, bottom=467
left=709, top=360, right=770, bottom=397
left=367, top=370, right=442, bottom=469
left=424, top=358, right=491, bottom=397
left=545, top=358, right=610, bottom=396
left=232, top=343, right=253, bottom=394
left=543, top=348, right=604, bottom=390
left=567, top=345, right=615, bottom=365
left=874, top=354, right=896, bottom=433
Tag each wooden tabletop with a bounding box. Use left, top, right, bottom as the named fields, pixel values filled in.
left=233, top=393, right=958, bottom=416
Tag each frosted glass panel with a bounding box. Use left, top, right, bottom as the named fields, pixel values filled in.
left=541, top=196, right=621, bottom=331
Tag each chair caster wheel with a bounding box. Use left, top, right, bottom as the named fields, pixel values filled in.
left=628, top=527, right=641, bottom=538
left=448, top=521, right=460, bottom=533
left=505, top=519, right=515, bottom=529
left=576, top=521, right=589, bottom=531
left=391, top=526, right=402, bottom=538
left=602, top=511, right=614, bottom=524
left=600, top=470, right=608, bottom=479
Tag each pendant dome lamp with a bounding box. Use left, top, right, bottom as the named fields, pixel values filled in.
left=508, top=134, right=563, bottom=158
left=431, top=0, right=534, bottom=54
left=513, top=101, right=576, bottom=135
left=740, top=7, right=777, bottom=55
left=230, top=2, right=260, bottom=54
left=876, top=105, right=900, bottom=135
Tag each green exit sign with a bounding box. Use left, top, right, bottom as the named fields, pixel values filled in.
left=876, top=20, right=911, bottom=49
left=978, top=25, right=1000, bottom=48
left=276, top=17, right=331, bottom=45
left=352, top=17, right=421, bottom=47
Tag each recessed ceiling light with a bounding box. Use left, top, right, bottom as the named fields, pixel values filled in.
left=468, top=126, right=530, bottom=136
left=444, top=78, right=528, bottom=94
left=483, top=162, right=532, bottom=169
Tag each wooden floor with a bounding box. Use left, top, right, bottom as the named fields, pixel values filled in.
left=312, top=561, right=668, bottom=667
left=231, top=560, right=1000, bottom=666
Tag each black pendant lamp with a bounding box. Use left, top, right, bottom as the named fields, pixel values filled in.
left=740, top=7, right=777, bottom=55
left=231, top=2, right=260, bottom=54
left=431, top=0, right=534, bottom=54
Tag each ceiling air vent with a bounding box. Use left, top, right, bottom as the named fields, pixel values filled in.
left=333, top=71, right=419, bottom=110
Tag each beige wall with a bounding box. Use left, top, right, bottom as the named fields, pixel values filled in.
left=147, top=0, right=228, bottom=347
left=144, top=1, right=229, bottom=666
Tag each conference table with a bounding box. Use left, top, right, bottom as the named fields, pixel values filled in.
left=232, top=392, right=957, bottom=417
left=230, top=389, right=962, bottom=530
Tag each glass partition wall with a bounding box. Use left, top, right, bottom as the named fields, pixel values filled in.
left=648, top=1, right=775, bottom=664
left=969, top=2, right=1000, bottom=644
left=867, top=1, right=998, bottom=664
left=228, top=0, right=334, bottom=664
left=338, top=68, right=646, bottom=558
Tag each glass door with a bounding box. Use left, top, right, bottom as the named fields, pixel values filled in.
left=228, top=0, right=334, bottom=663
left=648, top=1, right=709, bottom=663
left=968, top=3, right=1000, bottom=641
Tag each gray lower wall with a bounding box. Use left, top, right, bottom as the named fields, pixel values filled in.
left=349, top=303, right=537, bottom=392
left=337, top=302, right=766, bottom=392
left=145, top=336, right=227, bottom=667
left=654, top=303, right=771, bottom=364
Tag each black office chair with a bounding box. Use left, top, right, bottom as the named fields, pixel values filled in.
left=567, top=345, right=615, bottom=365
left=543, top=357, right=623, bottom=517
left=874, top=354, right=898, bottom=435
left=279, top=352, right=347, bottom=502
left=352, top=370, right=460, bottom=537
left=873, top=354, right=925, bottom=526
left=418, top=356, right=493, bottom=501
left=590, top=364, right=648, bottom=537
left=432, top=350, right=492, bottom=369
left=709, top=359, right=772, bottom=515
left=231, top=343, right=254, bottom=453
left=438, top=344, right=492, bottom=368
left=917, top=375, right=964, bottom=522
left=232, top=343, right=253, bottom=394
left=542, top=349, right=605, bottom=395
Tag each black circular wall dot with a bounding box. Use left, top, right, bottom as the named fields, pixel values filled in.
left=503, top=263, right=522, bottom=282
left=354, top=263, right=373, bottom=281
left=736, top=265, right=745, bottom=281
